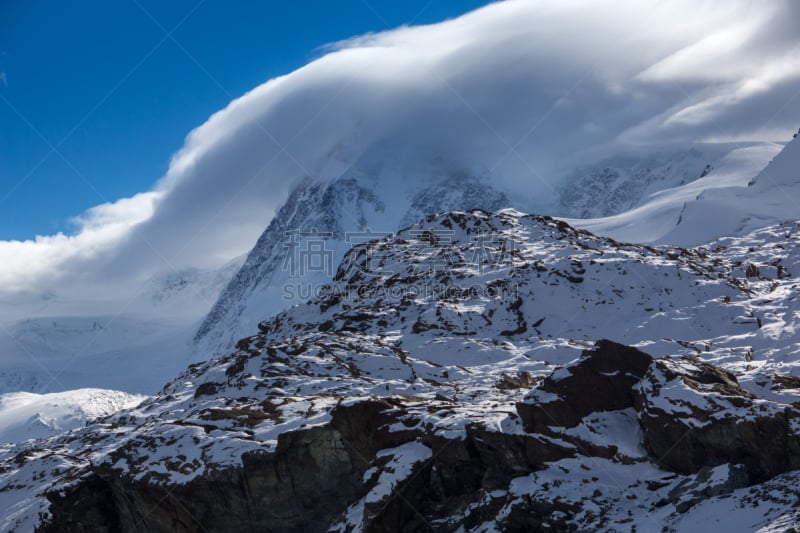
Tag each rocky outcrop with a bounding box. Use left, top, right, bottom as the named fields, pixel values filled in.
left=517, top=339, right=800, bottom=486
left=35, top=339, right=800, bottom=531
left=41, top=400, right=416, bottom=533
left=38, top=400, right=573, bottom=533
left=516, top=340, right=652, bottom=432
left=634, top=358, right=800, bottom=483
left=3, top=211, right=800, bottom=531
left=42, top=413, right=375, bottom=532
left=194, top=171, right=512, bottom=356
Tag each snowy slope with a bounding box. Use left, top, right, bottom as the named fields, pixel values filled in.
left=666, top=134, right=800, bottom=245
left=2, top=210, right=800, bottom=530
left=573, top=139, right=795, bottom=245
left=0, top=389, right=145, bottom=443
left=0, top=258, right=241, bottom=395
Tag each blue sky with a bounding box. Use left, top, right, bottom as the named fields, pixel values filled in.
left=0, top=0, right=493, bottom=240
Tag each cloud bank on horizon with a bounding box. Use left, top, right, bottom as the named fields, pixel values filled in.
left=1, top=0, right=798, bottom=307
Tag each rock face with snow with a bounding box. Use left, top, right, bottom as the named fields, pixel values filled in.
left=572, top=139, right=796, bottom=245
left=558, top=147, right=716, bottom=219
left=635, top=358, right=800, bottom=482
left=193, top=139, right=781, bottom=359
left=516, top=339, right=653, bottom=432
left=2, top=210, right=800, bottom=531
left=193, top=166, right=512, bottom=356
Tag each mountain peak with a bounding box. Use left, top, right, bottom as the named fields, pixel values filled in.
left=3, top=209, right=800, bottom=530
left=193, top=164, right=513, bottom=356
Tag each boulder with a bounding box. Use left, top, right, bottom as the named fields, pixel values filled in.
left=634, top=357, right=800, bottom=482
left=516, top=339, right=652, bottom=432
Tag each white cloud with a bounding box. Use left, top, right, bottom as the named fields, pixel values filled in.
left=1, top=0, right=798, bottom=308
left=0, top=192, right=160, bottom=293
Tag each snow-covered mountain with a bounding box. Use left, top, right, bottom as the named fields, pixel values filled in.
left=193, top=155, right=515, bottom=357
left=0, top=134, right=787, bottom=465
left=0, top=137, right=780, bottom=411
left=1, top=0, right=795, bottom=422
left=2, top=207, right=800, bottom=530
left=557, top=143, right=751, bottom=219
left=573, top=140, right=794, bottom=245
left=0, top=389, right=145, bottom=444
left=194, top=140, right=781, bottom=357
left=0, top=136, right=780, bottom=474
left=5, top=0, right=797, bottom=350
left=1, top=1, right=798, bottom=527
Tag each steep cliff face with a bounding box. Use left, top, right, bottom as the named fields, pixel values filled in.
left=193, top=167, right=511, bottom=356
left=193, top=176, right=348, bottom=350
left=2, top=210, right=800, bottom=531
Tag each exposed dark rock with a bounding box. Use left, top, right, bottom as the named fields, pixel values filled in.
left=515, top=339, right=800, bottom=486
left=41, top=427, right=364, bottom=533
left=516, top=339, right=652, bottom=432
left=772, top=374, right=800, bottom=391
left=34, top=337, right=800, bottom=532
left=634, top=358, right=800, bottom=482
left=356, top=425, right=576, bottom=532
left=39, top=396, right=584, bottom=533
left=658, top=464, right=750, bottom=513
left=193, top=382, right=220, bottom=398
left=497, top=497, right=580, bottom=532
left=496, top=371, right=538, bottom=390
left=38, top=473, right=120, bottom=533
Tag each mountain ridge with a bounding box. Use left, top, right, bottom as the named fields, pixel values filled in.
left=194, top=140, right=781, bottom=359
left=2, top=209, right=800, bottom=530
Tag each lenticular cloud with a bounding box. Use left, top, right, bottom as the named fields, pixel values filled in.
left=2, top=0, right=798, bottom=302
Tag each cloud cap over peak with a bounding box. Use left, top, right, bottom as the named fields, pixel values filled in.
left=1, top=0, right=798, bottom=313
